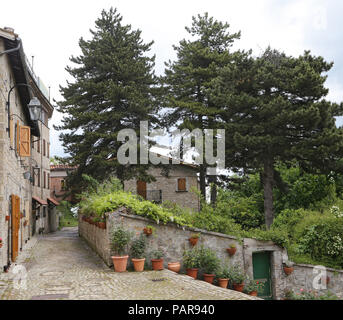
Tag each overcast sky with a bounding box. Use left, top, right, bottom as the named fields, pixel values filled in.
left=1, top=0, right=342, bottom=157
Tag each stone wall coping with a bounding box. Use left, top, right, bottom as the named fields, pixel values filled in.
left=294, top=263, right=343, bottom=274
left=110, top=210, right=239, bottom=241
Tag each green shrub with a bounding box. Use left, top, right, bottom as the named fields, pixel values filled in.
left=296, top=217, right=343, bottom=268
left=111, top=226, right=132, bottom=256
left=229, top=263, right=246, bottom=284
left=130, top=234, right=147, bottom=259
left=183, top=248, right=202, bottom=269
left=198, top=247, right=221, bottom=274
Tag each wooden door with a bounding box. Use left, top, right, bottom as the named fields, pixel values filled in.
left=252, top=251, right=273, bottom=299
left=137, top=180, right=147, bottom=199
left=11, top=195, right=20, bottom=262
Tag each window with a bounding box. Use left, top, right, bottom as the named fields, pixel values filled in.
left=61, top=179, right=66, bottom=191
left=37, top=169, right=41, bottom=187
left=43, top=171, right=46, bottom=189
left=47, top=142, right=50, bottom=158
left=37, top=139, right=40, bottom=153
left=177, top=178, right=187, bottom=192
left=43, top=139, right=46, bottom=156
left=47, top=173, right=50, bottom=189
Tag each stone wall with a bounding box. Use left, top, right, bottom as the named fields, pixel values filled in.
left=79, top=208, right=343, bottom=299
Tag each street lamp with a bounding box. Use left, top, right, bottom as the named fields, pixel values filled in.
left=28, top=97, right=42, bottom=121
left=6, top=83, right=42, bottom=136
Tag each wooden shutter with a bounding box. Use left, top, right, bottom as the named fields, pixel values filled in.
left=19, top=126, right=31, bottom=157
left=44, top=171, right=46, bottom=189
left=9, top=118, right=14, bottom=147
left=37, top=139, right=40, bottom=153
left=43, top=139, right=46, bottom=156
left=177, top=178, right=186, bottom=191
left=16, top=120, right=19, bottom=154
left=11, top=195, right=20, bottom=262
left=38, top=169, right=41, bottom=187
left=47, top=173, right=50, bottom=189
left=137, top=180, right=147, bottom=199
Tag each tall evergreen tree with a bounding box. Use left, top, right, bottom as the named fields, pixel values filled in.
left=214, top=47, right=343, bottom=227
left=56, top=8, right=159, bottom=189
left=163, top=13, right=244, bottom=202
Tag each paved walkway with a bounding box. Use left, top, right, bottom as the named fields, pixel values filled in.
left=0, top=228, right=257, bottom=300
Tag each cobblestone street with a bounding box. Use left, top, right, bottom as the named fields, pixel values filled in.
left=0, top=227, right=257, bottom=300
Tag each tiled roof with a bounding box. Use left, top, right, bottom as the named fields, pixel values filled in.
left=50, top=164, right=78, bottom=170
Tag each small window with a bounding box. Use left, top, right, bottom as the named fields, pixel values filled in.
left=37, top=169, right=41, bottom=187
left=177, top=178, right=187, bottom=192
left=47, top=173, right=50, bottom=189
left=37, top=139, right=40, bottom=153
left=43, top=139, right=46, bottom=156
left=61, top=179, right=66, bottom=191
left=43, top=171, right=46, bottom=189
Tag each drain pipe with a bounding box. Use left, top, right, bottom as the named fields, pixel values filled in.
left=0, top=39, right=21, bottom=57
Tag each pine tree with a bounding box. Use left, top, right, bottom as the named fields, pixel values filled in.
left=163, top=13, right=244, bottom=202
left=214, top=47, right=343, bottom=227
left=56, top=8, right=159, bottom=188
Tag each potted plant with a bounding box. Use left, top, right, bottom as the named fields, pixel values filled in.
left=216, top=265, right=231, bottom=288
left=130, top=234, right=147, bottom=272
left=143, top=225, right=156, bottom=236
left=183, top=248, right=201, bottom=279
left=98, top=217, right=106, bottom=229
left=111, top=226, right=132, bottom=272
left=189, top=233, right=200, bottom=246
left=230, top=264, right=246, bottom=292
left=245, top=277, right=265, bottom=296
left=226, top=243, right=237, bottom=256
left=151, top=250, right=164, bottom=270
left=199, top=247, right=220, bottom=285
left=168, top=262, right=181, bottom=273
left=283, top=260, right=294, bottom=276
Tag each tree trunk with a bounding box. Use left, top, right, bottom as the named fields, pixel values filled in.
left=199, top=164, right=206, bottom=205
left=209, top=175, right=217, bottom=207
left=263, top=158, right=274, bottom=228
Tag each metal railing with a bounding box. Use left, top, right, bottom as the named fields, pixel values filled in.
left=24, top=54, right=50, bottom=101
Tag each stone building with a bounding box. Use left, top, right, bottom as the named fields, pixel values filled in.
left=124, top=160, right=200, bottom=212
left=0, top=27, right=58, bottom=272
left=50, top=164, right=77, bottom=203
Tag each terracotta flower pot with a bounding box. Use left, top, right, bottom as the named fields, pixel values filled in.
left=218, top=278, right=229, bottom=288
left=249, top=291, right=258, bottom=296
left=151, top=258, right=164, bottom=271
left=5, top=216, right=10, bottom=222
left=186, top=268, right=199, bottom=279
left=168, top=262, right=181, bottom=273
left=283, top=266, right=294, bottom=275
left=189, top=237, right=198, bottom=246
left=111, top=255, right=129, bottom=272
left=98, top=222, right=106, bottom=229
left=203, top=274, right=215, bottom=284
left=233, top=283, right=245, bottom=292
left=132, top=258, right=145, bottom=272
left=143, top=227, right=153, bottom=236
left=226, top=247, right=237, bottom=256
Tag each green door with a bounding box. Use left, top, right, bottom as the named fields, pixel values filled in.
left=252, top=251, right=273, bottom=299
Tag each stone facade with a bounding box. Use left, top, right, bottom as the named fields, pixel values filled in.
left=0, top=28, right=58, bottom=272
left=50, top=165, right=77, bottom=203
left=124, top=165, right=200, bottom=212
